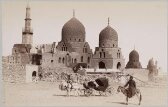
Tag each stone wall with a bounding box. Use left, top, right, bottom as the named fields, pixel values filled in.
left=91, top=47, right=125, bottom=69
left=2, top=64, right=26, bottom=83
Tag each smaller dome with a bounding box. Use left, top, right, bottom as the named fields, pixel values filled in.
left=99, top=25, right=118, bottom=47
left=99, top=25, right=118, bottom=41
left=129, top=49, right=139, bottom=61
left=148, top=58, right=154, bottom=66
left=126, top=49, right=142, bottom=68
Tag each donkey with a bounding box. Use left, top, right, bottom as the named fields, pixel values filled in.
left=59, top=80, right=83, bottom=96
left=117, top=86, right=142, bottom=105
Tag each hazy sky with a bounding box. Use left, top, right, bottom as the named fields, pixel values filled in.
left=2, top=0, right=167, bottom=72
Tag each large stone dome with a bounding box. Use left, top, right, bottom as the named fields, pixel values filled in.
left=99, top=25, right=118, bottom=47
left=62, top=17, right=85, bottom=42
left=129, top=49, right=139, bottom=61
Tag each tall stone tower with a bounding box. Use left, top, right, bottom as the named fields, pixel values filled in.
left=22, top=4, right=33, bottom=44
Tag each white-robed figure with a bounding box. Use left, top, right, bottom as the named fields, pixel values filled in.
left=33, top=76, right=39, bottom=83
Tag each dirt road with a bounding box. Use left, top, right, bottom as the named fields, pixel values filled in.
left=2, top=81, right=168, bottom=106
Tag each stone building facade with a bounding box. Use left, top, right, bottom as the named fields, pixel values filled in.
left=91, top=19, right=125, bottom=69
left=3, top=5, right=126, bottom=72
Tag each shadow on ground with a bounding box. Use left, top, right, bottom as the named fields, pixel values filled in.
left=110, top=101, right=138, bottom=106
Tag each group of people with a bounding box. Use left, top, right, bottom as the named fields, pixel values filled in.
left=66, top=71, right=137, bottom=98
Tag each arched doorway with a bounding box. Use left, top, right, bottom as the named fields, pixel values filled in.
left=117, top=62, right=121, bottom=69
left=99, top=61, right=106, bottom=69
left=32, top=71, right=36, bottom=77
left=32, top=71, right=37, bottom=81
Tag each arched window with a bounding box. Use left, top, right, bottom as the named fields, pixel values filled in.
left=72, top=58, right=73, bottom=63
left=62, top=57, right=65, bottom=64
left=119, top=53, right=120, bottom=58
left=100, top=52, right=102, bottom=58
left=58, top=57, right=61, bottom=63
left=79, top=39, right=81, bottom=42
left=74, top=59, right=77, bottom=63
left=103, top=52, right=105, bottom=58
left=85, top=48, right=87, bottom=53
left=62, top=44, right=67, bottom=51
left=87, top=57, right=90, bottom=63
left=81, top=56, right=83, bottom=62
left=113, top=44, right=115, bottom=47
left=83, top=44, right=87, bottom=53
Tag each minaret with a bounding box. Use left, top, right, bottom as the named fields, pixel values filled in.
left=22, top=3, right=33, bottom=44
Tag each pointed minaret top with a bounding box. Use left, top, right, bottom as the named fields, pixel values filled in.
left=25, top=0, right=31, bottom=19
left=73, top=9, right=75, bottom=17
left=108, top=17, right=110, bottom=26
left=26, top=0, right=30, bottom=8
left=134, top=44, right=135, bottom=50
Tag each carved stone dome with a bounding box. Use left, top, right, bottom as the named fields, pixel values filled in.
left=62, top=17, right=85, bottom=42
left=129, top=49, right=139, bottom=61
left=99, top=25, right=118, bottom=47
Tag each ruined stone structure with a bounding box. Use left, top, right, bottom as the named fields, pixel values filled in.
left=147, top=58, right=158, bottom=81
left=91, top=18, right=125, bottom=69
left=4, top=4, right=41, bottom=66
left=126, top=49, right=142, bottom=69
left=5, top=4, right=33, bottom=66
left=3, top=4, right=156, bottom=83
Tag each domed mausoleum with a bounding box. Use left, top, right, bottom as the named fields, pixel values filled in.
left=126, top=49, right=142, bottom=68
left=56, top=12, right=92, bottom=68
left=91, top=18, right=125, bottom=69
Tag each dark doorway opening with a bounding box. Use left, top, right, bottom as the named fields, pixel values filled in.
left=117, top=62, right=121, bottom=69
left=32, top=71, right=36, bottom=77
left=99, top=61, right=106, bottom=69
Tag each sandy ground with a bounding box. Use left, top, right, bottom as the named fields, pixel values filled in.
left=2, top=81, right=168, bottom=107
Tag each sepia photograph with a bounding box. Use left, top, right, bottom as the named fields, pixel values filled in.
left=1, top=0, right=167, bottom=106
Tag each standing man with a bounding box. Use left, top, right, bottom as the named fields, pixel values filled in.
left=67, top=74, right=73, bottom=89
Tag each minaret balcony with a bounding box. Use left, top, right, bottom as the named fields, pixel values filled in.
left=22, top=28, right=33, bottom=34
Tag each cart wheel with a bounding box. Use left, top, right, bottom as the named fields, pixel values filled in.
left=105, top=87, right=114, bottom=96
left=84, top=89, right=93, bottom=96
